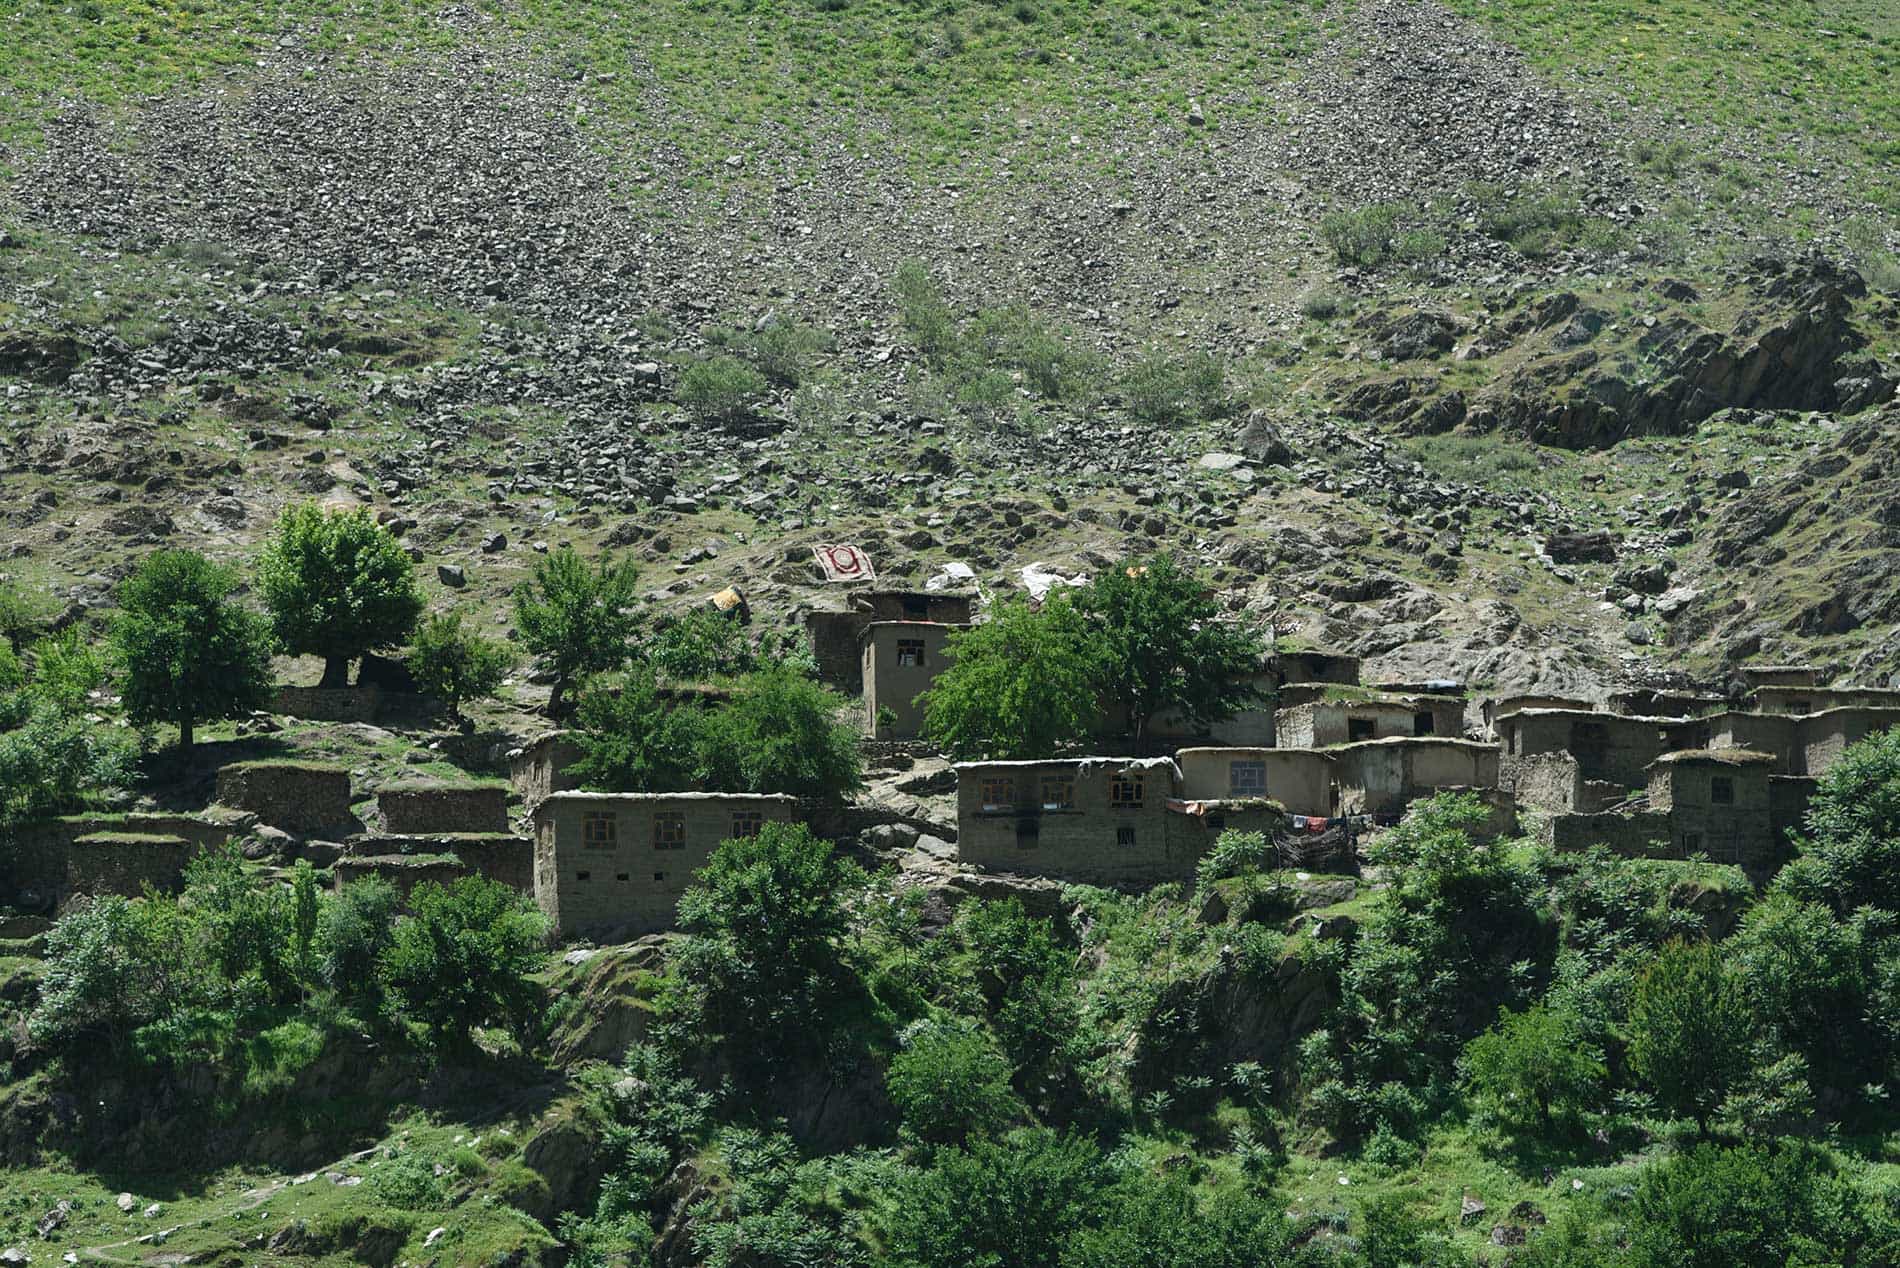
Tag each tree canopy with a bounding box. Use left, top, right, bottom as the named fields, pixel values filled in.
left=110, top=548, right=273, bottom=751
left=512, top=547, right=640, bottom=716
left=920, top=595, right=1099, bottom=760
left=257, top=503, right=425, bottom=688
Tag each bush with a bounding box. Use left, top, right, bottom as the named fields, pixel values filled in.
left=894, top=258, right=960, bottom=364
left=1786, top=725, right=1900, bottom=914
left=570, top=664, right=706, bottom=793
left=708, top=316, right=831, bottom=387
left=1622, top=1143, right=1865, bottom=1268
left=646, top=606, right=757, bottom=682
left=697, top=666, right=862, bottom=801
left=0, top=694, right=136, bottom=826
left=318, top=875, right=401, bottom=1011
left=1196, top=829, right=1276, bottom=891
left=1319, top=203, right=1400, bottom=267
left=408, top=610, right=511, bottom=709
left=369, top=1151, right=448, bottom=1211
left=1460, top=1004, right=1604, bottom=1132
left=257, top=504, right=425, bottom=689
left=887, top=1018, right=1020, bottom=1145
left=1627, top=940, right=1753, bottom=1136
left=679, top=355, right=770, bottom=426
left=1119, top=351, right=1230, bottom=427
left=881, top=1128, right=1103, bottom=1268
left=920, top=596, right=1098, bottom=760
left=512, top=547, right=640, bottom=716
left=111, top=549, right=274, bottom=751
left=380, top=876, right=549, bottom=1048
left=0, top=579, right=51, bottom=652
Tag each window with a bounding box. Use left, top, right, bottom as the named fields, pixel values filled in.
left=654, top=870, right=668, bottom=882
left=1682, top=832, right=1703, bottom=855
left=1040, top=776, right=1075, bottom=811
left=1116, top=826, right=1136, bottom=847
left=615, top=872, right=630, bottom=882
left=1109, top=772, right=1144, bottom=809
left=730, top=811, right=764, bottom=839
left=1204, top=815, right=1226, bottom=834
left=896, top=639, right=926, bottom=667
left=1413, top=711, right=1435, bottom=736
left=1711, top=776, right=1734, bottom=805
left=576, top=870, right=591, bottom=881
left=654, top=813, right=686, bottom=850
left=1016, top=817, right=1040, bottom=848
left=1229, top=760, right=1266, bottom=797
left=980, top=778, right=1015, bottom=812
left=582, top=811, right=617, bottom=849
left=1347, top=718, right=1376, bottom=742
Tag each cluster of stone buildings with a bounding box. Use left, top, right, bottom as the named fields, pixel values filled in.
left=5, top=573, right=1897, bottom=948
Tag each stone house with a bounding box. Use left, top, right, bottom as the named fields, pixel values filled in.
left=860, top=620, right=965, bottom=739
left=1479, top=695, right=1597, bottom=741
left=1270, top=649, right=1361, bottom=687
left=1647, top=750, right=1778, bottom=867
left=953, top=756, right=1279, bottom=884
left=1143, top=671, right=1279, bottom=747
left=1739, top=665, right=1820, bottom=690
left=1748, top=685, right=1900, bottom=716
left=806, top=590, right=976, bottom=693
left=1330, top=738, right=1504, bottom=822
left=1496, top=708, right=1673, bottom=792
left=1275, top=691, right=1464, bottom=748
left=510, top=731, right=586, bottom=808
left=531, top=791, right=800, bottom=939
left=1176, top=747, right=1338, bottom=817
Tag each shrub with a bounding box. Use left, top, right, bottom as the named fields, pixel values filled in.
left=257, top=504, right=425, bottom=689
left=1195, top=829, right=1276, bottom=891
left=920, top=596, right=1098, bottom=760
left=0, top=694, right=136, bottom=826
left=369, top=1151, right=448, bottom=1211
left=380, top=876, right=549, bottom=1048
left=1786, top=725, right=1900, bottom=914
left=646, top=606, right=757, bottom=682
left=408, top=610, right=511, bottom=710
left=1460, top=1004, right=1604, bottom=1132
left=1119, top=351, right=1230, bottom=427
left=708, top=316, right=831, bottom=387
left=570, top=664, right=706, bottom=793
left=1627, top=940, right=1753, bottom=1136
left=881, top=1128, right=1104, bottom=1268
left=679, top=355, right=769, bottom=426
left=318, top=874, right=401, bottom=1011
left=0, top=579, right=51, bottom=652
left=1318, top=203, right=1400, bottom=267
left=887, top=1018, right=1020, bottom=1145
left=111, top=549, right=274, bottom=751
left=697, top=666, right=862, bottom=801
left=512, top=548, right=640, bottom=717
left=894, top=258, right=960, bottom=364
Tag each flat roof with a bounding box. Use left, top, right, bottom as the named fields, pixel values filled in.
left=1652, top=749, right=1778, bottom=766
left=537, top=791, right=798, bottom=806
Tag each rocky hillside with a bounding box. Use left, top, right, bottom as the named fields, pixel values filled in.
left=1, top=0, right=1897, bottom=699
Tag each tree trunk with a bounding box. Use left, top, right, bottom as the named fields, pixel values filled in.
left=178, top=714, right=194, bottom=754
left=548, top=679, right=569, bottom=719
left=319, top=655, right=352, bottom=689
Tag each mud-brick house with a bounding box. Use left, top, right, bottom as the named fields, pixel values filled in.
left=1176, top=747, right=1338, bottom=817
left=1496, top=708, right=1673, bottom=801
left=861, top=620, right=966, bottom=739
left=1331, top=738, right=1506, bottom=825
left=953, top=756, right=1280, bottom=884
left=1646, top=750, right=1780, bottom=867
left=1270, top=649, right=1361, bottom=688
left=531, top=791, right=800, bottom=939
left=805, top=590, right=976, bottom=693
left=1274, top=688, right=1465, bottom=748
left=1748, top=684, right=1900, bottom=717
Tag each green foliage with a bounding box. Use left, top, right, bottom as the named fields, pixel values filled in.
left=407, top=610, right=511, bottom=709
left=257, top=503, right=425, bottom=687
left=698, top=665, right=863, bottom=800
left=1353, top=1195, right=1462, bottom=1268
left=1627, top=940, right=1753, bottom=1136
left=920, top=595, right=1098, bottom=760
left=0, top=691, right=135, bottom=826
left=687, top=1128, right=876, bottom=1268
left=317, top=874, right=400, bottom=1010
left=1078, top=553, right=1265, bottom=739
left=882, top=1128, right=1103, bottom=1268
left=291, top=859, right=320, bottom=987
left=887, top=1017, right=1020, bottom=1146
left=570, top=664, right=707, bottom=793
left=894, top=258, right=959, bottom=365
left=512, top=547, right=640, bottom=715
left=110, top=548, right=273, bottom=750
left=1195, top=828, right=1275, bottom=892
left=0, top=578, right=52, bottom=652
left=679, top=354, right=770, bottom=425
left=1460, top=1004, right=1604, bottom=1132
left=1622, top=1143, right=1869, bottom=1268
left=646, top=606, right=758, bottom=682
left=1787, top=724, right=1900, bottom=914
left=380, top=876, right=549, bottom=1048
left=672, top=822, right=867, bottom=1058
left=26, top=627, right=108, bottom=710
left=1066, top=1174, right=1316, bottom=1268
left=368, top=1151, right=448, bottom=1211
left=1318, top=203, right=1400, bottom=267
left=1469, top=181, right=1593, bottom=257
left=29, top=894, right=198, bottom=1049
left=184, top=842, right=296, bottom=1004
left=564, top=1045, right=714, bottom=1262
left=707, top=315, right=831, bottom=387
left=948, top=899, right=1086, bottom=1115
left=1118, top=350, right=1230, bottom=427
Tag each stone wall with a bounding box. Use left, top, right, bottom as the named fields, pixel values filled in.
left=1501, top=752, right=1583, bottom=813
left=1648, top=757, right=1775, bottom=867
left=1175, top=747, right=1336, bottom=816
left=1331, top=739, right=1498, bottom=817
left=3, top=813, right=235, bottom=907
left=332, top=854, right=471, bottom=900
left=533, top=792, right=801, bottom=939
left=344, top=833, right=533, bottom=892
left=271, top=685, right=383, bottom=723
left=216, top=761, right=354, bottom=835
left=1500, top=710, right=1668, bottom=788
left=65, top=833, right=195, bottom=905
left=1797, top=708, right=1900, bottom=777
left=378, top=782, right=511, bottom=835
left=1770, top=776, right=1817, bottom=845
left=955, top=757, right=1202, bottom=884
left=1546, top=810, right=1673, bottom=857
left=1276, top=698, right=1462, bottom=748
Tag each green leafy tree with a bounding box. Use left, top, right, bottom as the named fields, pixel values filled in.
left=317, top=874, right=401, bottom=1013
left=1627, top=940, right=1754, bottom=1137
left=291, top=859, right=321, bottom=990
left=1078, top=554, right=1265, bottom=740
left=570, top=664, right=706, bottom=792
left=257, top=504, right=424, bottom=689
left=512, top=547, right=640, bottom=717
left=184, top=842, right=295, bottom=1004
left=1622, top=1143, right=1860, bottom=1268
left=673, top=822, right=866, bottom=1056
left=28, top=627, right=108, bottom=711
left=380, top=876, right=549, bottom=1048
left=698, top=666, right=862, bottom=800
left=28, top=893, right=207, bottom=1052
left=408, top=610, right=512, bottom=710
left=920, top=596, right=1099, bottom=760
left=1461, top=1004, right=1605, bottom=1132
left=882, top=1128, right=1103, bottom=1268
left=1786, top=725, right=1900, bottom=914
left=647, top=606, right=758, bottom=682
left=0, top=695, right=136, bottom=826
left=110, top=549, right=273, bottom=752
left=887, top=1018, right=1021, bottom=1146
left=1066, top=1175, right=1315, bottom=1268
